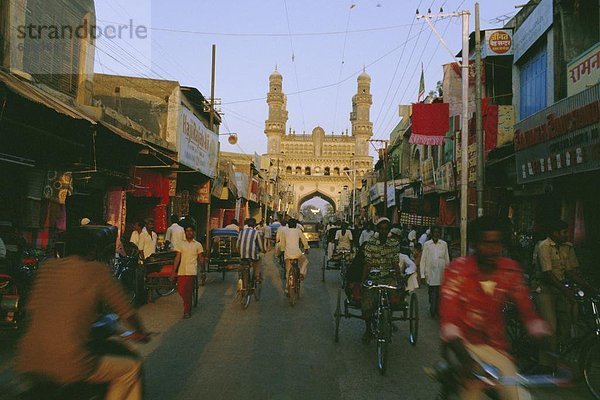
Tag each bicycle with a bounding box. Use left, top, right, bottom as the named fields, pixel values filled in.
left=426, top=345, right=573, bottom=400
left=506, top=284, right=600, bottom=399
left=237, top=258, right=261, bottom=310
left=361, top=270, right=418, bottom=375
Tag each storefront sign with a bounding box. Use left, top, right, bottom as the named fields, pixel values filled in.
left=235, top=172, right=249, bottom=199
left=455, top=131, right=477, bottom=184
left=567, top=42, right=600, bottom=97
left=515, top=84, right=600, bottom=183
left=435, top=162, right=455, bottom=192
left=513, top=0, right=552, bottom=62
left=483, top=29, right=513, bottom=57
left=178, top=105, right=218, bottom=177
left=515, top=98, right=600, bottom=151
left=516, top=123, right=600, bottom=184
left=387, top=183, right=396, bottom=208
left=497, top=105, right=515, bottom=147
left=194, top=181, right=210, bottom=204
left=369, top=183, right=383, bottom=203
left=421, top=158, right=436, bottom=193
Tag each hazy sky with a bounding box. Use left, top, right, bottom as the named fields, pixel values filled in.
left=94, top=0, right=522, bottom=159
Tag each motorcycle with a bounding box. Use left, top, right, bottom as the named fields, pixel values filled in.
left=14, top=314, right=147, bottom=400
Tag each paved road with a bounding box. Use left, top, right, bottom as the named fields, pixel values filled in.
left=0, top=248, right=593, bottom=399
left=138, top=248, right=591, bottom=400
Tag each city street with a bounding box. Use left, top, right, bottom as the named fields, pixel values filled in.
left=0, top=247, right=594, bottom=399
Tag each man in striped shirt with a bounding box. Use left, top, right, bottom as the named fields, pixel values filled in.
left=237, top=218, right=265, bottom=281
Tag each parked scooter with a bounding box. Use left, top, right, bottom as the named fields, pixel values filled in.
left=14, top=314, right=148, bottom=400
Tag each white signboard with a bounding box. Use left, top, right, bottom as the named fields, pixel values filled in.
left=513, top=0, right=552, bottom=62
left=567, top=42, right=600, bottom=97
left=483, top=29, right=513, bottom=58
left=178, top=105, right=219, bottom=178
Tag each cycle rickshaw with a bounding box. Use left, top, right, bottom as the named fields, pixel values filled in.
left=333, top=267, right=419, bottom=375
left=207, top=229, right=241, bottom=281
left=322, top=227, right=355, bottom=284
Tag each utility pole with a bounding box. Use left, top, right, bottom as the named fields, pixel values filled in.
left=475, top=3, right=484, bottom=218
left=417, top=8, right=470, bottom=256
left=368, top=139, right=389, bottom=218
left=206, top=44, right=216, bottom=254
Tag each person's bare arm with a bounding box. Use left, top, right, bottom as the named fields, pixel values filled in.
left=170, top=251, right=181, bottom=281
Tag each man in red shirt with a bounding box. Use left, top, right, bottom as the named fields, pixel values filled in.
left=440, top=216, right=550, bottom=400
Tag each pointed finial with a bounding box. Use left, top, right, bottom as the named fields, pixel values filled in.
left=275, top=64, right=278, bottom=71
left=363, top=65, right=366, bottom=72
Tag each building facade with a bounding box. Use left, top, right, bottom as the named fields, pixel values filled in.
left=263, top=69, right=373, bottom=219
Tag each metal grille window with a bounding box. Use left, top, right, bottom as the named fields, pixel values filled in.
left=22, top=0, right=85, bottom=97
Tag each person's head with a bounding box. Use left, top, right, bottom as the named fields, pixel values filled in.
left=230, top=219, right=238, bottom=226
left=134, top=220, right=145, bottom=232
left=375, top=217, right=391, bottom=241
left=183, top=224, right=196, bottom=241
left=288, top=218, right=298, bottom=229
left=145, top=218, right=155, bottom=232
left=246, top=218, right=257, bottom=228
left=469, top=216, right=511, bottom=271
left=258, top=220, right=264, bottom=226
left=414, top=242, right=422, bottom=252
left=367, top=222, right=374, bottom=231
left=170, top=214, right=179, bottom=224
left=548, top=220, right=569, bottom=244
left=341, top=222, right=348, bottom=230
left=431, top=226, right=441, bottom=242
left=390, top=227, right=402, bottom=238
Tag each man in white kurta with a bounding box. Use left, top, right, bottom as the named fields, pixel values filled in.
left=419, top=226, right=449, bottom=317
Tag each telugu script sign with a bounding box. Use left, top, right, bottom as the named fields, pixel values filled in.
left=178, top=105, right=218, bottom=178
left=567, top=42, right=600, bottom=97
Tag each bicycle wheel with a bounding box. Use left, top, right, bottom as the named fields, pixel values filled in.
left=321, top=255, right=326, bottom=283
left=288, top=265, right=299, bottom=307
left=376, top=308, right=391, bottom=375
left=334, top=288, right=341, bottom=342
left=584, top=341, right=600, bottom=399
left=241, top=267, right=251, bottom=310
left=339, top=259, right=346, bottom=289
left=409, top=292, right=419, bottom=346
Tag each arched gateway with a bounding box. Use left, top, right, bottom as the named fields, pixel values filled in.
left=262, top=68, right=374, bottom=218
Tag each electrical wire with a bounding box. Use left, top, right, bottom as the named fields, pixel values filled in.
left=331, top=2, right=355, bottom=133
left=222, top=25, right=428, bottom=106
left=373, top=0, right=424, bottom=130
left=95, top=18, right=423, bottom=38
left=282, top=0, right=306, bottom=132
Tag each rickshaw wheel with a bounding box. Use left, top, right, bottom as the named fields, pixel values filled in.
left=334, top=288, right=341, bottom=342
left=409, top=292, right=419, bottom=346
left=155, top=287, right=175, bottom=297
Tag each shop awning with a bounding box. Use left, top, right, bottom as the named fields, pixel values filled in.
left=0, top=70, right=96, bottom=124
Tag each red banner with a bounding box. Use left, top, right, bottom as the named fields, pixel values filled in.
left=410, top=103, right=450, bottom=145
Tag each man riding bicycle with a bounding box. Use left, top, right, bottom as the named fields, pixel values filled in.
left=439, top=216, right=550, bottom=400
left=278, top=218, right=309, bottom=292
left=237, top=218, right=265, bottom=282
left=360, top=217, right=402, bottom=344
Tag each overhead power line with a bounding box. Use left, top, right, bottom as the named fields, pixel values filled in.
left=96, top=19, right=422, bottom=38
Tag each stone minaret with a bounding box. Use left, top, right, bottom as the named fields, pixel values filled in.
left=350, top=70, right=373, bottom=157
left=265, top=68, right=288, bottom=155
